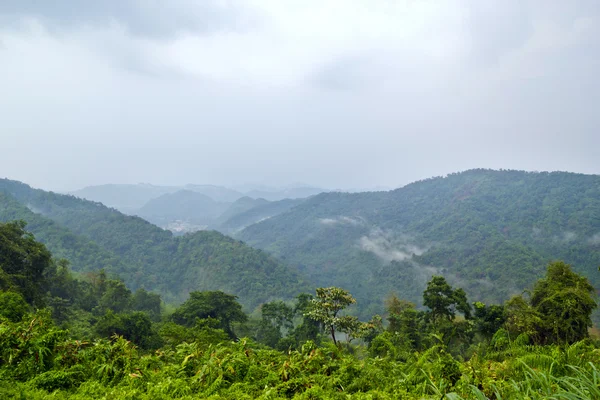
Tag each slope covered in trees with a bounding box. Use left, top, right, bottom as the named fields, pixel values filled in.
left=1, top=224, right=598, bottom=399
left=0, top=179, right=307, bottom=309
left=135, top=189, right=230, bottom=228
left=238, top=169, right=600, bottom=318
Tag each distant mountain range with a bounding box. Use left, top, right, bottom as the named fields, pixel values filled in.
left=0, top=179, right=308, bottom=310
left=3, top=169, right=599, bottom=320
left=69, top=183, right=327, bottom=233
left=236, top=169, right=600, bottom=318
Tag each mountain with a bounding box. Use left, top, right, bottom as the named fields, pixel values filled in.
left=218, top=198, right=307, bottom=234
left=245, top=186, right=326, bottom=201
left=69, top=183, right=176, bottom=213
left=70, top=183, right=245, bottom=213
left=214, top=197, right=270, bottom=226
left=0, top=179, right=308, bottom=309
left=237, top=169, right=600, bottom=318
left=183, top=184, right=244, bottom=203
left=135, top=190, right=231, bottom=230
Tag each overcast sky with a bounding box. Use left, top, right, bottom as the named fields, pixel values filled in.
left=1, top=1, right=599, bottom=192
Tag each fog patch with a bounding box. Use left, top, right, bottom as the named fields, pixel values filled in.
left=359, top=228, right=427, bottom=263
left=589, top=233, right=600, bottom=245
left=319, top=216, right=364, bottom=226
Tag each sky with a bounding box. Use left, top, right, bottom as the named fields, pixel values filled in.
left=1, top=0, right=599, bottom=192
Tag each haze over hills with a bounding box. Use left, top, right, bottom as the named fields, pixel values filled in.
left=237, top=169, right=600, bottom=318
left=0, top=178, right=308, bottom=310
left=2, top=169, right=600, bottom=320
left=69, top=182, right=328, bottom=233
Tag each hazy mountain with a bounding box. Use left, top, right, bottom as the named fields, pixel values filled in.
left=0, top=179, right=308, bottom=309
left=218, top=198, right=307, bottom=234
left=214, top=197, right=270, bottom=226
left=245, top=186, right=327, bottom=201
left=70, top=183, right=176, bottom=213
left=135, top=190, right=231, bottom=229
left=237, top=169, right=600, bottom=318
left=181, top=184, right=244, bottom=203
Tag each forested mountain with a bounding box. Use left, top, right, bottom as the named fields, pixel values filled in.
left=217, top=197, right=306, bottom=234
left=245, top=186, right=327, bottom=201
left=71, top=183, right=319, bottom=233
left=3, top=218, right=599, bottom=399
left=0, top=179, right=308, bottom=309
left=238, top=169, right=600, bottom=317
left=215, top=196, right=270, bottom=225
left=135, top=190, right=230, bottom=229
left=69, top=183, right=177, bottom=213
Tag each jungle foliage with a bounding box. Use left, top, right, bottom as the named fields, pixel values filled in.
left=0, top=179, right=308, bottom=309
left=238, top=169, right=600, bottom=318
left=1, top=221, right=599, bottom=399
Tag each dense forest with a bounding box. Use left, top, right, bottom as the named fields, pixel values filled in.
left=238, top=169, right=600, bottom=318
left=1, top=220, right=599, bottom=399
left=0, top=179, right=308, bottom=309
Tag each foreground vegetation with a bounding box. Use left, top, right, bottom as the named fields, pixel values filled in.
left=1, top=220, right=600, bottom=399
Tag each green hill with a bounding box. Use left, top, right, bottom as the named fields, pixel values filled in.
left=135, top=189, right=230, bottom=228
left=218, top=198, right=306, bottom=234
left=238, top=169, right=600, bottom=317
left=0, top=179, right=308, bottom=309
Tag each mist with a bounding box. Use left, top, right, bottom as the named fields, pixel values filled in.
left=1, top=1, right=599, bottom=192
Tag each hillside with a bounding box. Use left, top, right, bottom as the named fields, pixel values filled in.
left=214, top=197, right=270, bottom=225
left=238, top=169, right=600, bottom=317
left=218, top=198, right=306, bottom=234
left=69, top=183, right=176, bottom=213
left=135, top=190, right=230, bottom=229
left=245, top=186, right=327, bottom=201
left=0, top=179, right=308, bottom=309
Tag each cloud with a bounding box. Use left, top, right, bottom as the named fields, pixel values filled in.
left=0, top=1, right=599, bottom=192
left=589, top=233, right=600, bottom=245
left=319, top=216, right=364, bottom=226
left=0, top=0, right=256, bottom=38
left=359, top=229, right=427, bottom=263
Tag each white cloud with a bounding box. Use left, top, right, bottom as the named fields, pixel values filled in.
left=358, top=229, right=427, bottom=263
left=0, top=1, right=599, bottom=191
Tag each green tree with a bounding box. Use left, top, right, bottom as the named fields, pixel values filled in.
left=0, top=221, right=54, bottom=306
left=423, top=276, right=471, bottom=324
left=0, top=291, right=29, bottom=322
left=98, top=280, right=132, bottom=313
left=172, top=291, right=247, bottom=338
left=530, top=261, right=597, bottom=344
left=473, top=301, right=506, bottom=338
left=132, top=288, right=161, bottom=320
left=256, top=300, right=294, bottom=348
left=305, top=287, right=356, bottom=346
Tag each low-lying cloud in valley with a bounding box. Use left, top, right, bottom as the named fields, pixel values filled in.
left=358, top=228, right=427, bottom=263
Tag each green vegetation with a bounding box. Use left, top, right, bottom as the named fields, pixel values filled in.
left=1, top=221, right=600, bottom=399
left=0, top=180, right=308, bottom=309
left=238, top=169, right=600, bottom=318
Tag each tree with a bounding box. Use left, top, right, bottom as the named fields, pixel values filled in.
left=530, top=261, right=596, bottom=344
left=132, top=288, right=161, bottom=320
left=0, top=221, right=54, bottom=307
left=172, top=291, right=247, bottom=338
left=305, top=287, right=356, bottom=346
left=256, top=301, right=294, bottom=348
left=423, top=276, right=471, bottom=324
left=0, top=291, right=29, bottom=322
left=289, top=293, right=321, bottom=345
left=473, top=301, right=506, bottom=338
left=98, top=280, right=132, bottom=313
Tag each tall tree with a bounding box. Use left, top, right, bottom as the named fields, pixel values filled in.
left=305, top=287, right=356, bottom=345
left=423, top=276, right=471, bottom=324
left=530, top=261, right=596, bottom=344
left=0, top=220, right=54, bottom=307
left=172, top=291, right=247, bottom=338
